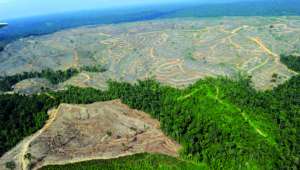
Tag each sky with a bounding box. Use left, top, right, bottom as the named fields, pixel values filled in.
left=0, top=0, right=257, bottom=20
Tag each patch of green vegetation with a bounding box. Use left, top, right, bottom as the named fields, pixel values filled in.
left=184, top=48, right=196, bottom=61
left=280, top=54, right=300, bottom=72
left=5, top=161, right=16, bottom=170
left=80, top=64, right=108, bottom=73
left=39, top=153, right=205, bottom=170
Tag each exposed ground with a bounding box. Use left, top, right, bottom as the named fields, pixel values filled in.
left=0, top=17, right=299, bottom=90
left=12, top=78, right=55, bottom=95
left=0, top=100, right=180, bottom=170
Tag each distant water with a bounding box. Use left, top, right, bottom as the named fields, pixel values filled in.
left=0, top=0, right=300, bottom=44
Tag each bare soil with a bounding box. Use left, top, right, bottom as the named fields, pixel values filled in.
left=0, top=100, right=180, bottom=170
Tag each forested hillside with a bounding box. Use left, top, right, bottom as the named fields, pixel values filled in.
left=280, top=55, right=300, bottom=72
left=40, top=153, right=204, bottom=170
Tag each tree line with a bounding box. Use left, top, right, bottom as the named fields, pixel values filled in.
left=280, top=54, right=300, bottom=72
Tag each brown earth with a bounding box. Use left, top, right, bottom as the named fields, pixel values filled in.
left=0, top=100, right=180, bottom=170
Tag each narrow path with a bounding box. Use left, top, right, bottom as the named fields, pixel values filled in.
left=246, top=37, right=278, bottom=73
left=45, top=93, right=56, bottom=100
left=240, top=112, right=267, bottom=137
left=82, top=73, right=91, bottom=83
left=20, top=106, right=61, bottom=170
left=160, top=32, right=169, bottom=43
left=149, top=48, right=155, bottom=59
left=177, top=89, right=200, bottom=101
left=249, top=37, right=279, bottom=59
left=72, top=50, right=80, bottom=68
left=156, top=59, right=185, bottom=75
left=212, top=85, right=270, bottom=140
left=248, top=36, right=298, bottom=74
left=247, top=57, right=270, bottom=74
left=177, top=84, right=272, bottom=142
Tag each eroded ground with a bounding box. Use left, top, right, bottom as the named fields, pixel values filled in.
left=0, top=16, right=299, bottom=170
left=0, top=17, right=299, bottom=89
left=0, top=100, right=180, bottom=170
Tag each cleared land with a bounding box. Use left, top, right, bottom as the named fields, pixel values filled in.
left=0, top=100, right=180, bottom=170
left=0, top=17, right=299, bottom=90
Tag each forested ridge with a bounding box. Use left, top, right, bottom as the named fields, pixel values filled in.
left=0, top=60, right=299, bottom=169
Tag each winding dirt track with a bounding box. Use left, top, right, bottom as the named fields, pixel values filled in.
left=20, top=104, right=60, bottom=170
left=82, top=73, right=91, bottom=83
left=72, top=51, right=80, bottom=68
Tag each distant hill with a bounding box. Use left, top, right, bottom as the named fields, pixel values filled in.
left=0, top=0, right=299, bottom=45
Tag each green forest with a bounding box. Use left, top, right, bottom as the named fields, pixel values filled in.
left=40, top=153, right=205, bottom=170
left=0, top=55, right=299, bottom=169
left=280, top=54, right=300, bottom=72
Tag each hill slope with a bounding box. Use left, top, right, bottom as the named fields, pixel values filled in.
left=1, top=17, right=299, bottom=89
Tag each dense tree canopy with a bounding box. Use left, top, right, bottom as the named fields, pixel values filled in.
left=280, top=54, right=300, bottom=72
left=40, top=153, right=205, bottom=170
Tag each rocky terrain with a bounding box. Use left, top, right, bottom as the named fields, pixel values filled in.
left=0, top=17, right=299, bottom=90
left=0, top=100, right=180, bottom=170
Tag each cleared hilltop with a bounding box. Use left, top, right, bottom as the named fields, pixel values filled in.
left=0, top=100, right=180, bottom=170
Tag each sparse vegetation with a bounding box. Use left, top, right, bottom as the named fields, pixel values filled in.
left=24, top=153, right=33, bottom=161
left=5, top=161, right=16, bottom=170
left=184, top=48, right=196, bottom=61
left=106, top=131, right=112, bottom=136
left=80, top=65, right=108, bottom=73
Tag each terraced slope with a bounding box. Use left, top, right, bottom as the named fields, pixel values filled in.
left=0, top=17, right=299, bottom=89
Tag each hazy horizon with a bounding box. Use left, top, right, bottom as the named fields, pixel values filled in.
left=0, top=0, right=262, bottom=20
